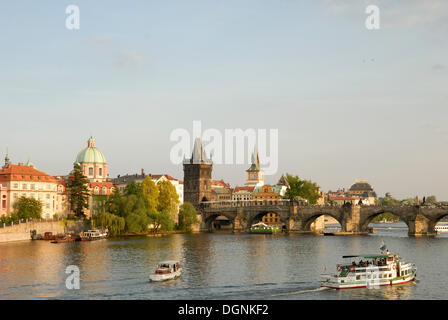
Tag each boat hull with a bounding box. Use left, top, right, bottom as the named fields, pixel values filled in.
left=321, top=273, right=416, bottom=289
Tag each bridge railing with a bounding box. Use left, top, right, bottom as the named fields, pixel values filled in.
left=200, top=199, right=291, bottom=209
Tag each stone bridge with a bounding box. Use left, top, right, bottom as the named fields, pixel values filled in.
left=199, top=200, right=448, bottom=236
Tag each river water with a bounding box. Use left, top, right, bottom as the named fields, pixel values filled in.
left=1, top=222, right=447, bottom=300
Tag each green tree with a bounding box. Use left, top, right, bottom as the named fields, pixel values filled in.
left=157, top=180, right=180, bottom=217
left=93, top=212, right=125, bottom=236
left=381, top=193, right=401, bottom=206
left=67, top=163, right=90, bottom=218
left=148, top=210, right=175, bottom=232
left=283, top=174, right=321, bottom=204
left=426, top=195, right=437, bottom=204
left=178, top=202, right=199, bottom=232
left=13, top=196, right=42, bottom=219
left=142, top=177, right=159, bottom=213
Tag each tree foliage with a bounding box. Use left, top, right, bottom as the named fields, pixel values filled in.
left=142, top=177, right=159, bottom=213
left=157, top=180, right=179, bottom=217
left=102, top=179, right=179, bottom=235
left=283, top=174, right=321, bottom=204
left=67, top=163, right=90, bottom=218
left=93, top=212, right=125, bottom=236
left=13, top=196, right=43, bottom=219
left=178, top=202, right=199, bottom=232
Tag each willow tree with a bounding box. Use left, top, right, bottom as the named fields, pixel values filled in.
left=93, top=212, right=125, bottom=236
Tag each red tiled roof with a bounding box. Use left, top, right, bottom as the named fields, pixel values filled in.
left=211, top=179, right=230, bottom=188
left=233, top=186, right=255, bottom=192
left=0, top=164, right=58, bottom=183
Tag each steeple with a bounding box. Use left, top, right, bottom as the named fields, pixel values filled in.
left=247, top=146, right=260, bottom=172
left=26, top=155, right=34, bottom=168
left=3, top=146, right=10, bottom=168
left=185, top=138, right=212, bottom=165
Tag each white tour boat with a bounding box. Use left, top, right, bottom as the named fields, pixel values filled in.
left=435, top=225, right=448, bottom=234
left=321, top=244, right=416, bottom=289
left=149, top=261, right=182, bottom=282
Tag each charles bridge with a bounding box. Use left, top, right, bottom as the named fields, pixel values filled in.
left=198, top=199, right=448, bottom=236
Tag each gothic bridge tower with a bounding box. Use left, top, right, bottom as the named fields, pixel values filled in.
left=183, top=138, right=213, bottom=210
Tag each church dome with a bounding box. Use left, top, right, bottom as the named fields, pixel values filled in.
left=75, top=137, right=107, bottom=164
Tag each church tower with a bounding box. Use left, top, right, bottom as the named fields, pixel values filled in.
left=183, top=138, right=213, bottom=209
left=245, top=146, right=264, bottom=187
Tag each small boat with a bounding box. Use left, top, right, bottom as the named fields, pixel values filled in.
left=51, top=233, right=77, bottom=243
left=250, top=222, right=282, bottom=234
left=320, top=243, right=417, bottom=289
left=149, top=261, right=182, bottom=282
left=80, top=227, right=108, bottom=241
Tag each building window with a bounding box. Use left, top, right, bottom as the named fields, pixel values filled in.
left=89, top=167, right=94, bottom=176
left=46, top=203, right=50, bottom=209
left=13, top=183, right=18, bottom=189
left=46, top=194, right=50, bottom=199
left=23, top=184, right=28, bottom=190
left=99, top=168, right=103, bottom=176
left=31, top=184, right=35, bottom=190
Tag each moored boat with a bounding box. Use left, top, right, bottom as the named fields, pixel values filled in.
left=80, top=227, right=108, bottom=241
left=250, top=222, right=282, bottom=234
left=321, top=243, right=417, bottom=289
left=149, top=261, right=182, bottom=282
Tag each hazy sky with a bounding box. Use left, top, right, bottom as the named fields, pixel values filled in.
left=0, top=1, right=447, bottom=200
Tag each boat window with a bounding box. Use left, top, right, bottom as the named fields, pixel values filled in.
left=356, top=275, right=360, bottom=280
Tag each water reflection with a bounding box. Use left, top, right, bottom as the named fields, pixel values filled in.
left=0, top=225, right=447, bottom=300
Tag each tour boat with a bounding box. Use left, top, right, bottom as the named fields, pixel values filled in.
left=79, top=227, right=108, bottom=241
left=250, top=222, right=282, bottom=234
left=321, top=244, right=417, bottom=289
left=149, top=261, right=182, bottom=282
left=435, top=225, right=448, bottom=234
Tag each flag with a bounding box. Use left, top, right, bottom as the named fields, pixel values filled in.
left=380, top=240, right=387, bottom=252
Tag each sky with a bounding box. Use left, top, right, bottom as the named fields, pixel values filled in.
left=0, top=0, right=447, bottom=200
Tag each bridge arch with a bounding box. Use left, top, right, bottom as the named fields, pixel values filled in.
left=249, top=211, right=287, bottom=229
left=359, top=209, right=410, bottom=232
left=303, top=212, right=343, bottom=232
left=203, top=212, right=235, bottom=232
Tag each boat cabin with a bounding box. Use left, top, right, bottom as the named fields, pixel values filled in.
left=155, top=261, right=181, bottom=274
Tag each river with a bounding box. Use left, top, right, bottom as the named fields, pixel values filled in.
left=1, top=222, right=447, bottom=300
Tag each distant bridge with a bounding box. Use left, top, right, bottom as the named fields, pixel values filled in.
left=199, top=200, right=448, bottom=236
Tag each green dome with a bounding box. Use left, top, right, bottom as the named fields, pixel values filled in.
left=75, top=137, right=107, bottom=164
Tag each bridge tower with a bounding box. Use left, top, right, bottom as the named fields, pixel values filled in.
left=183, top=138, right=213, bottom=210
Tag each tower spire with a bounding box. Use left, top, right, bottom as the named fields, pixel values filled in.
left=3, top=145, right=10, bottom=168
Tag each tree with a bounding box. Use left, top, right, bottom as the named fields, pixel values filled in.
left=426, top=195, right=437, bottom=204
left=93, top=212, right=125, bottom=236
left=157, top=180, right=180, bottom=217
left=283, top=174, right=321, bottom=204
left=148, top=210, right=175, bottom=233
left=142, top=177, right=159, bottom=213
left=13, top=196, right=42, bottom=219
left=67, top=163, right=90, bottom=218
left=381, top=193, right=401, bottom=206
left=178, top=202, right=199, bottom=232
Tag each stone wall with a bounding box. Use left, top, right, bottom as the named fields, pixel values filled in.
left=0, top=220, right=89, bottom=243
